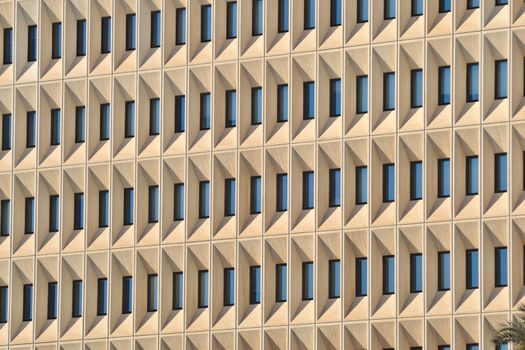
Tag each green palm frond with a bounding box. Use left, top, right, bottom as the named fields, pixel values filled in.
left=493, top=304, right=525, bottom=349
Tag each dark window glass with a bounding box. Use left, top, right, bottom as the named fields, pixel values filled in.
left=467, top=344, right=479, bottom=350
left=26, top=111, right=36, bottom=148
left=496, top=344, right=508, bottom=350
left=151, top=11, right=161, bottom=48
left=75, top=106, right=85, bottom=143
left=172, top=272, right=183, bottom=310
left=122, top=276, right=132, bottom=314
left=438, top=66, right=451, bottom=105
left=411, top=0, right=423, bottom=16
left=278, top=0, right=289, bottom=32
left=125, top=101, right=135, bottom=138
left=330, top=78, right=341, bottom=117
left=224, top=178, right=236, bottom=217
left=25, top=197, right=35, bottom=234
left=97, top=278, right=108, bottom=316
left=467, top=0, right=479, bottom=9
left=226, top=2, right=237, bottom=39
left=276, top=263, right=287, bottom=302
left=466, top=156, right=479, bottom=195
left=251, top=87, right=263, bottom=125
left=495, top=153, right=507, bottom=193
left=150, top=98, right=160, bottom=135
left=47, top=282, right=58, bottom=319
left=175, top=95, right=185, bottom=133
left=329, top=168, right=341, bottom=207
left=304, top=0, right=315, bottom=29
left=250, top=266, right=261, bottom=304
left=49, top=194, right=59, bottom=232
left=438, top=158, right=450, bottom=198
left=302, top=171, right=314, bottom=210
left=495, top=247, right=508, bottom=287
left=411, top=69, right=423, bottom=108
left=383, top=163, right=395, bottom=203
left=438, top=251, right=451, bottom=291
left=101, top=17, right=111, bottom=54
left=201, top=5, right=212, bottom=42
left=303, top=81, right=315, bottom=120
left=277, top=84, right=289, bottom=122
left=331, top=0, right=342, bottom=26
left=225, top=90, right=236, bottom=128
left=302, top=262, right=314, bottom=300
left=466, top=249, right=479, bottom=289
left=0, top=286, right=7, bottom=323
left=76, top=20, right=86, bottom=56
left=23, top=284, right=32, bottom=321
left=410, top=161, right=423, bottom=200
left=252, top=0, right=263, bottom=35
left=356, top=257, right=367, bottom=296
left=148, top=185, right=159, bottom=223
left=74, top=192, right=84, bottom=230
left=384, top=0, right=395, bottom=19
left=438, top=346, right=451, bottom=350
left=198, top=270, right=209, bottom=308
left=174, top=183, right=184, bottom=221
left=200, top=93, right=211, bottom=130
left=467, top=63, right=479, bottom=102
left=51, top=22, right=62, bottom=59
left=356, top=75, right=368, bottom=113
left=223, top=268, right=234, bottom=306
left=250, top=176, right=262, bottom=214
left=276, top=173, right=288, bottom=212
left=356, top=166, right=368, bottom=205
left=383, top=255, right=395, bottom=295
left=147, top=274, right=158, bottom=312
left=383, top=72, right=395, bottom=111
left=123, top=188, right=134, bottom=225
left=495, top=59, right=508, bottom=99
left=50, top=108, right=60, bottom=146
left=100, top=103, right=110, bottom=141
left=125, top=13, right=136, bottom=51
left=72, top=280, right=82, bottom=317
left=2, top=113, right=10, bottom=151
left=357, top=0, right=369, bottom=23
left=410, top=253, right=423, bottom=293
left=496, top=0, right=508, bottom=5
left=439, top=0, right=451, bottom=12
left=0, top=200, right=9, bottom=237
left=99, top=190, right=109, bottom=228
left=28, top=25, right=37, bottom=62
left=199, top=181, right=210, bottom=219
left=176, top=8, right=186, bottom=45
left=3, top=28, right=12, bottom=64
left=329, top=260, right=341, bottom=299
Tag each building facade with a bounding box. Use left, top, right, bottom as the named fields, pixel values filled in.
left=0, top=0, right=521, bottom=349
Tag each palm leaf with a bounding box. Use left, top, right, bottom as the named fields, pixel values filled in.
left=493, top=305, right=525, bottom=349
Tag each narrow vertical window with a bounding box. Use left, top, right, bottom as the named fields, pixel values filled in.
left=151, top=11, right=161, bottom=48
left=100, top=103, right=110, bottom=141
left=226, top=2, right=237, bottom=39
left=496, top=0, right=508, bottom=5
left=0, top=286, right=7, bottom=323
left=495, top=247, right=508, bottom=287
left=328, top=260, right=341, bottom=299
left=122, top=276, right=132, bottom=314
left=356, top=257, right=367, bottom=296
left=466, top=63, right=479, bottom=102
left=3, top=28, right=12, bottom=64
left=382, top=255, right=395, bottom=295
left=150, top=98, right=160, bottom=135
left=304, top=0, right=315, bottom=30
left=200, top=93, right=211, bottom=130
left=384, top=0, right=395, bottom=19
left=47, top=282, right=58, bottom=320
left=101, top=17, right=111, bottom=54
left=302, top=171, right=314, bottom=210
left=383, top=163, right=395, bottom=203
left=27, top=25, right=37, bottom=62
left=23, top=284, right=32, bottom=321
left=439, top=0, right=451, bottom=13
left=147, top=274, right=158, bottom=312
left=175, top=95, right=185, bottom=133
left=356, top=166, right=368, bottom=205
left=438, top=251, right=450, bottom=291
left=99, top=190, right=109, bottom=228
left=411, top=0, right=423, bottom=16
left=125, top=13, right=136, bottom=51
left=330, top=78, right=341, bottom=117
left=356, top=75, right=368, bottom=113
left=438, top=66, right=451, bottom=105
left=251, top=87, right=263, bottom=125
left=467, top=0, right=480, bottom=9
left=252, top=0, right=263, bottom=36
left=124, top=101, right=135, bottom=138
left=383, top=72, right=395, bottom=111
left=496, top=344, right=509, bottom=350
left=303, top=81, right=315, bottom=120
left=437, top=158, right=450, bottom=198
left=97, top=278, right=108, bottom=316
left=276, top=264, right=287, bottom=302
left=466, top=249, right=479, bottom=289
left=26, top=111, right=36, bottom=148
left=495, top=59, right=508, bottom=99
left=225, top=90, right=236, bottom=128
left=0, top=200, right=9, bottom=236
left=51, top=22, right=62, bottom=59
left=148, top=185, right=159, bottom=223
left=201, top=5, right=212, bottom=42
left=466, top=156, right=479, bottom=196
left=277, top=84, right=289, bottom=122
left=2, top=113, right=10, bottom=151
left=302, top=262, right=314, bottom=300
left=76, top=19, right=86, bottom=56
left=410, top=253, right=423, bottom=293
left=25, top=197, right=35, bottom=234
left=224, top=178, right=236, bottom=217
left=410, top=161, right=423, bottom=201
left=199, top=181, right=210, bottom=219
left=439, top=345, right=451, bottom=350
left=198, top=270, right=209, bottom=308
left=50, top=108, right=60, bottom=146
left=278, top=0, right=289, bottom=33
left=176, top=8, right=186, bottom=45
left=410, top=69, right=423, bottom=108
left=330, top=0, right=342, bottom=26
left=357, top=0, right=369, bottom=23
left=495, top=153, right=507, bottom=193
left=74, top=192, right=84, bottom=230
left=276, top=173, right=288, bottom=212
left=329, top=168, right=341, bottom=207
left=174, top=183, right=184, bottom=221
left=250, top=266, right=261, bottom=304
left=223, top=268, right=234, bottom=306
left=123, top=188, right=134, bottom=225
left=467, top=344, right=479, bottom=350
left=75, top=106, right=85, bottom=143
left=49, top=195, right=59, bottom=232
left=72, top=280, right=82, bottom=317
left=250, top=176, right=262, bottom=214
left=172, top=272, right=183, bottom=310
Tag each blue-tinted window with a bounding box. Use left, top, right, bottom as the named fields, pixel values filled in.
left=496, top=0, right=508, bottom=5
left=151, top=11, right=161, bottom=48
left=100, top=103, right=110, bottom=141
left=97, top=278, right=108, bottom=316
left=495, top=59, right=508, bottom=99
left=2, top=113, right=10, bottom=151
left=99, top=190, right=109, bottom=228
left=3, top=28, right=12, bottom=64
left=52, top=22, right=62, bottom=59
left=304, top=0, right=315, bottom=29
left=302, top=261, right=313, bottom=300
left=356, top=257, right=367, bottom=297
left=0, top=286, right=7, bottom=323
left=383, top=72, right=395, bottom=111
left=72, top=280, right=82, bottom=317
left=410, top=253, right=423, bottom=293
left=383, top=163, right=395, bottom=203
left=438, top=251, right=450, bottom=291
left=75, top=106, right=85, bottom=143
left=466, top=249, right=479, bottom=289
left=123, top=188, right=134, bottom=225
left=150, top=98, right=160, bottom=135
left=329, top=168, right=341, bottom=207
left=223, top=268, right=234, bottom=306
left=200, top=93, right=211, bottom=130
left=356, top=166, right=368, bottom=205
left=467, top=63, right=479, bottom=102
left=224, top=178, right=236, bottom=217
left=439, top=0, right=451, bottom=12
left=148, top=185, right=159, bottom=223
left=356, top=75, right=368, bottom=113
left=466, top=156, right=479, bottom=195
left=201, top=5, right=212, bottom=42
left=438, top=66, right=451, bottom=105
left=253, top=0, right=263, bottom=35
left=329, top=260, right=341, bottom=299
left=438, top=158, right=450, bottom=198
left=276, top=264, right=287, bottom=302
left=226, top=2, right=237, bottom=39
left=23, top=284, right=32, bottom=321
left=278, top=0, right=289, bottom=32
left=251, top=87, right=263, bottom=125
left=250, top=266, right=261, bottom=304
left=330, top=78, right=341, bottom=117
left=495, top=247, right=508, bottom=287
left=276, top=173, right=288, bottom=212
left=411, top=69, right=423, bottom=108
left=357, top=0, right=369, bottom=23
left=467, top=344, right=479, bottom=350
left=198, top=270, right=209, bottom=308
left=250, top=176, right=262, bottom=214
left=199, top=181, right=210, bottom=219
left=497, top=344, right=508, bottom=350
left=47, top=282, right=58, bottom=319
left=438, top=344, right=450, bottom=350
left=174, top=183, right=184, bottom=221
left=125, top=14, right=136, bottom=51
left=175, top=95, right=185, bottom=133
left=74, top=192, right=84, bottom=230
left=122, top=276, right=132, bottom=314
left=176, top=8, right=186, bottom=45
left=147, top=274, right=158, bottom=312
left=411, top=0, right=423, bottom=16
left=25, top=197, right=35, bottom=234
left=495, top=153, right=507, bottom=193
left=225, top=90, right=236, bottom=127
left=49, top=195, right=59, bottom=232
left=467, top=0, right=479, bottom=9
left=277, top=84, right=288, bottom=122
left=125, top=101, right=135, bottom=138
left=101, top=17, right=111, bottom=54
left=331, top=0, right=342, bottom=26
left=50, top=108, right=60, bottom=146
left=26, top=111, right=36, bottom=148
left=384, top=0, right=395, bottom=19
left=303, top=81, right=315, bottom=120
left=410, top=161, right=423, bottom=200
left=0, top=200, right=9, bottom=237
left=303, top=171, right=314, bottom=210
left=383, top=255, right=395, bottom=295
left=28, top=25, right=37, bottom=62
left=173, top=272, right=183, bottom=310
left=76, top=20, right=86, bottom=56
